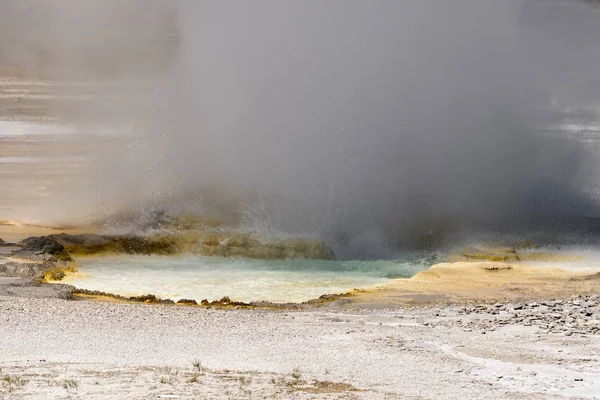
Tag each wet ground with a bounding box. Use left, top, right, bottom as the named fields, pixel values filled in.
left=0, top=78, right=152, bottom=224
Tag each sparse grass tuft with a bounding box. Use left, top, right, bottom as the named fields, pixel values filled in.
left=2, top=374, right=27, bottom=392
left=60, top=365, right=78, bottom=392
left=192, top=359, right=202, bottom=373
left=156, top=366, right=178, bottom=385
left=62, top=379, right=78, bottom=390
left=297, top=380, right=361, bottom=394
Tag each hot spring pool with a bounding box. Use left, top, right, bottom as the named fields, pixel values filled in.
left=64, top=255, right=430, bottom=303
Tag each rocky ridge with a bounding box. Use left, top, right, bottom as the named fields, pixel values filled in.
left=427, top=295, right=600, bottom=336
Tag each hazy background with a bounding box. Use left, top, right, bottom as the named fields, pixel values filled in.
left=0, top=0, right=176, bottom=79
left=2, top=0, right=600, bottom=258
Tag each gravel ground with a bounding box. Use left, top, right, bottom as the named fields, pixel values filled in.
left=0, top=278, right=73, bottom=300
left=1, top=294, right=599, bottom=399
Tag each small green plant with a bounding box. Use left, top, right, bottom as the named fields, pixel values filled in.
left=2, top=374, right=27, bottom=392
left=61, top=365, right=78, bottom=392
left=156, top=366, right=178, bottom=385
left=62, top=379, right=78, bottom=390
left=192, top=359, right=202, bottom=373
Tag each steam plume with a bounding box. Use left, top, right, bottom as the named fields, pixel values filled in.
left=3, top=1, right=600, bottom=258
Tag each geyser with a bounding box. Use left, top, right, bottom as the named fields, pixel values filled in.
left=3, top=1, right=600, bottom=258
left=151, top=0, right=600, bottom=257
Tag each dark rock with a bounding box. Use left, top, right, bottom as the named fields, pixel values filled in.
left=0, top=261, right=53, bottom=277
left=13, top=236, right=72, bottom=262
left=249, top=301, right=276, bottom=307
left=129, top=294, right=160, bottom=303
left=176, top=298, right=198, bottom=305
left=49, top=233, right=177, bottom=256
left=16, top=231, right=335, bottom=261
left=0, top=238, right=21, bottom=247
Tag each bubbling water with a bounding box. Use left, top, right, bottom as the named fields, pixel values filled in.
left=62, top=246, right=600, bottom=303
left=66, top=255, right=428, bottom=303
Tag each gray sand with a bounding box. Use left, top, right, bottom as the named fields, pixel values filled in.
left=0, top=278, right=73, bottom=299
left=1, top=295, right=599, bottom=399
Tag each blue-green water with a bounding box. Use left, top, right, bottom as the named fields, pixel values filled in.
left=66, top=255, right=431, bottom=303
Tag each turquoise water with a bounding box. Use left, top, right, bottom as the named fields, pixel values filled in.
left=67, top=255, right=431, bottom=303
